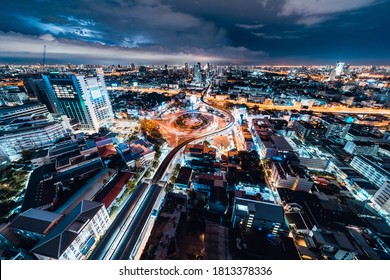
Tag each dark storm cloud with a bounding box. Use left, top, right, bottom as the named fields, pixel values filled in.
left=0, top=0, right=389, bottom=64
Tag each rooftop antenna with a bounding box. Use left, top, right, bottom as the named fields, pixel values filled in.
left=42, top=45, right=47, bottom=68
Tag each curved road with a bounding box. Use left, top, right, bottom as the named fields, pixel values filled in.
left=151, top=90, right=234, bottom=183
left=90, top=86, right=235, bottom=260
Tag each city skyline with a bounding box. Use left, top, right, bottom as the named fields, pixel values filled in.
left=1, top=0, right=390, bottom=263
left=1, top=0, right=390, bottom=65
left=1, top=62, right=390, bottom=260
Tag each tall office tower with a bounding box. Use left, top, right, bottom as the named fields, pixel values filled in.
left=26, top=78, right=59, bottom=113
left=193, top=62, right=202, bottom=84
left=41, top=74, right=113, bottom=132
left=335, top=61, right=345, bottom=76
left=217, top=66, right=223, bottom=77
left=184, top=63, right=189, bottom=76
left=205, top=63, right=212, bottom=78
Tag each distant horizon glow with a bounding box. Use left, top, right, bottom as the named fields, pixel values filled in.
left=0, top=1, right=390, bottom=65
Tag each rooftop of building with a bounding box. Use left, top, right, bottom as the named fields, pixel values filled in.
left=190, top=159, right=214, bottom=169
left=243, top=229, right=300, bottom=260
left=120, top=138, right=154, bottom=162
left=94, top=137, right=113, bottom=148
left=352, top=180, right=378, bottom=191
left=272, top=157, right=307, bottom=179
left=21, top=163, right=56, bottom=212
left=174, top=167, right=193, bottom=186
left=270, top=135, right=294, bottom=151
left=319, top=116, right=348, bottom=125
left=0, top=121, right=61, bottom=135
left=21, top=159, right=103, bottom=212
left=364, top=218, right=390, bottom=237
left=9, top=208, right=63, bottom=235
left=352, top=155, right=390, bottom=174
left=311, top=226, right=356, bottom=252
left=228, top=150, right=238, bottom=158
left=93, top=172, right=132, bottom=209
left=185, top=143, right=216, bottom=156
left=235, top=197, right=285, bottom=224
left=31, top=149, right=49, bottom=160
left=0, top=102, right=46, bottom=116
left=345, top=227, right=382, bottom=260
left=277, top=188, right=367, bottom=230
left=187, top=144, right=204, bottom=152
left=348, top=127, right=380, bottom=138
left=196, top=173, right=224, bottom=186
left=285, top=212, right=309, bottom=230
left=31, top=200, right=105, bottom=259
left=212, top=136, right=231, bottom=150
left=48, top=141, right=79, bottom=157
left=161, top=192, right=187, bottom=213
left=295, top=120, right=326, bottom=130
left=0, top=112, right=50, bottom=126
left=210, top=185, right=227, bottom=203
left=98, top=145, right=117, bottom=158
left=348, top=140, right=379, bottom=147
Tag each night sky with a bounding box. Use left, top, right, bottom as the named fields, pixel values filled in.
left=1, top=0, right=389, bottom=65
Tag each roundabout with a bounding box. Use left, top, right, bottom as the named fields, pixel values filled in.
left=174, top=112, right=210, bottom=130
left=154, top=92, right=232, bottom=147
left=155, top=109, right=226, bottom=146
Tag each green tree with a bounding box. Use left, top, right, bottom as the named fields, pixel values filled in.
left=165, top=182, right=173, bottom=193
left=126, top=180, right=137, bottom=193
left=152, top=160, right=160, bottom=169
left=237, top=150, right=260, bottom=170
left=139, top=119, right=165, bottom=146
left=21, top=150, right=32, bottom=161
left=128, top=133, right=139, bottom=141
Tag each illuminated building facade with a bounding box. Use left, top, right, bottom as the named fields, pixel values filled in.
left=372, top=181, right=390, bottom=213
left=42, top=74, right=113, bottom=132
left=335, top=61, right=345, bottom=76
left=31, top=200, right=110, bottom=260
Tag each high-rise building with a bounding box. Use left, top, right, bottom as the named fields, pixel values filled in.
left=0, top=86, right=28, bottom=105
left=217, top=66, right=223, bottom=77
left=319, top=116, right=351, bottom=139
left=350, top=155, right=390, bottom=189
left=0, top=103, right=50, bottom=122
left=26, top=78, right=59, bottom=113
left=0, top=121, right=70, bottom=161
left=0, top=102, right=71, bottom=161
left=328, top=61, right=345, bottom=81
left=372, top=181, right=390, bottom=213
left=40, top=74, right=113, bottom=132
left=335, top=61, right=345, bottom=76
left=193, top=62, right=202, bottom=84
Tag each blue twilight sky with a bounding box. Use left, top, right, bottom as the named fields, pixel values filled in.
left=0, top=0, right=389, bottom=65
